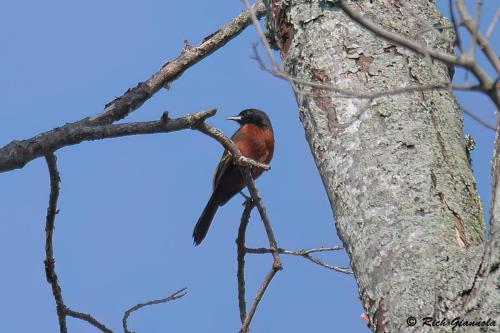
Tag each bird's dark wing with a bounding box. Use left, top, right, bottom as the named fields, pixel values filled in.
left=212, top=129, right=247, bottom=190
left=212, top=150, right=232, bottom=190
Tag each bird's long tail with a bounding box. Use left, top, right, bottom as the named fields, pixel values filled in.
left=193, top=192, right=219, bottom=245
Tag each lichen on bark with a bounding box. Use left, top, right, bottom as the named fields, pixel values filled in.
left=267, top=0, right=486, bottom=331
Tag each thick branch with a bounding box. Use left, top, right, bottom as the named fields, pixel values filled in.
left=86, top=1, right=266, bottom=125
left=0, top=0, right=267, bottom=173
left=0, top=109, right=216, bottom=173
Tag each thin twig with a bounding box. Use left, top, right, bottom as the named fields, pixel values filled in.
left=239, top=268, right=279, bottom=333
left=236, top=199, right=255, bottom=324
left=337, top=0, right=496, bottom=97
left=242, top=0, right=279, bottom=71
left=245, top=246, right=353, bottom=274
left=237, top=167, right=282, bottom=333
left=462, top=107, right=496, bottom=131
left=248, top=20, right=483, bottom=104
left=44, top=153, right=67, bottom=333
left=449, top=0, right=465, bottom=55
left=122, top=288, right=188, bottom=333
left=470, top=0, right=483, bottom=61
left=401, top=0, right=454, bottom=44
left=485, top=9, right=500, bottom=39
left=239, top=167, right=281, bottom=267
left=455, top=0, right=500, bottom=73
left=246, top=245, right=344, bottom=255
left=66, top=310, right=113, bottom=333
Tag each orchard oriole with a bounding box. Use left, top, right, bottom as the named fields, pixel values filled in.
left=193, top=109, right=274, bottom=245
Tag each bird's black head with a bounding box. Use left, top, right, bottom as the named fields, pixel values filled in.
left=226, top=109, right=272, bottom=128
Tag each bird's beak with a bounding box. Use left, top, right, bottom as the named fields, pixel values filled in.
left=226, top=115, right=242, bottom=122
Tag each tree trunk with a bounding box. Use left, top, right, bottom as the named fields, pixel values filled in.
left=267, top=0, right=497, bottom=331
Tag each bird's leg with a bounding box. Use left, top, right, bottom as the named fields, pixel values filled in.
left=239, top=191, right=252, bottom=205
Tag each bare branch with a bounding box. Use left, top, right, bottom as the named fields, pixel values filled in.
left=1, top=0, right=268, bottom=173
left=44, top=153, right=67, bottom=333
left=236, top=199, right=255, bottom=324
left=44, top=154, right=114, bottom=333
left=87, top=1, right=266, bottom=125
left=462, top=107, right=496, bottom=131
left=239, top=268, right=279, bottom=333
left=122, top=288, right=188, bottom=333
left=455, top=0, right=500, bottom=73
left=66, top=310, right=113, bottom=333
left=485, top=8, right=500, bottom=39
left=0, top=109, right=216, bottom=173
left=242, top=0, right=279, bottom=71
left=251, top=44, right=480, bottom=101
left=237, top=168, right=282, bottom=333
left=245, top=245, right=353, bottom=274
left=449, top=0, right=465, bottom=55
left=337, top=1, right=497, bottom=96
left=245, top=4, right=495, bottom=125
left=198, top=121, right=282, bottom=332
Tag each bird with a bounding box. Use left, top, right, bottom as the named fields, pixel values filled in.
left=193, top=109, right=274, bottom=245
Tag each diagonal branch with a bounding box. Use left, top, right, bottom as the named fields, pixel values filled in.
left=245, top=0, right=497, bottom=130
left=0, top=0, right=267, bottom=173
left=66, top=310, right=113, bottom=333
left=197, top=119, right=282, bottom=333
left=87, top=0, right=266, bottom=126
left=485, top=8, right=500, bottom=39
left=336, top=0, right=499, bottom=108
left=455, top=0, right=500, bottom=73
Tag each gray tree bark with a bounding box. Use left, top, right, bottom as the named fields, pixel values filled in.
left=266, top=0, right=497, bottom=331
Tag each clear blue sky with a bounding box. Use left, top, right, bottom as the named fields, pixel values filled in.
left=0, top=1, right=497, bottom=332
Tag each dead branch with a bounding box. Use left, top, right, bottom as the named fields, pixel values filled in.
left=65, top=310, right=113, bottom=333
left=236, top=199, right=255, bottom=324
left=245, top=246, right=353, bottom=274
left=122, top=288, right=187, bottom=333
left=197, top=120, right=282, bottom=332
left=244, top=0, right=497, bottom=132
left=485, top=8, right=499, bottom=39
left=0, top=109, right=215, bottom=173
left=44, top=153, right=67, bottom=333
left=87, top=0, right=266, bottom=126
left=44, top=154, right=113, bottom=333
left=455, top=0, right=500, bottom=73
left=0, top=0, right=267, bottom=173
